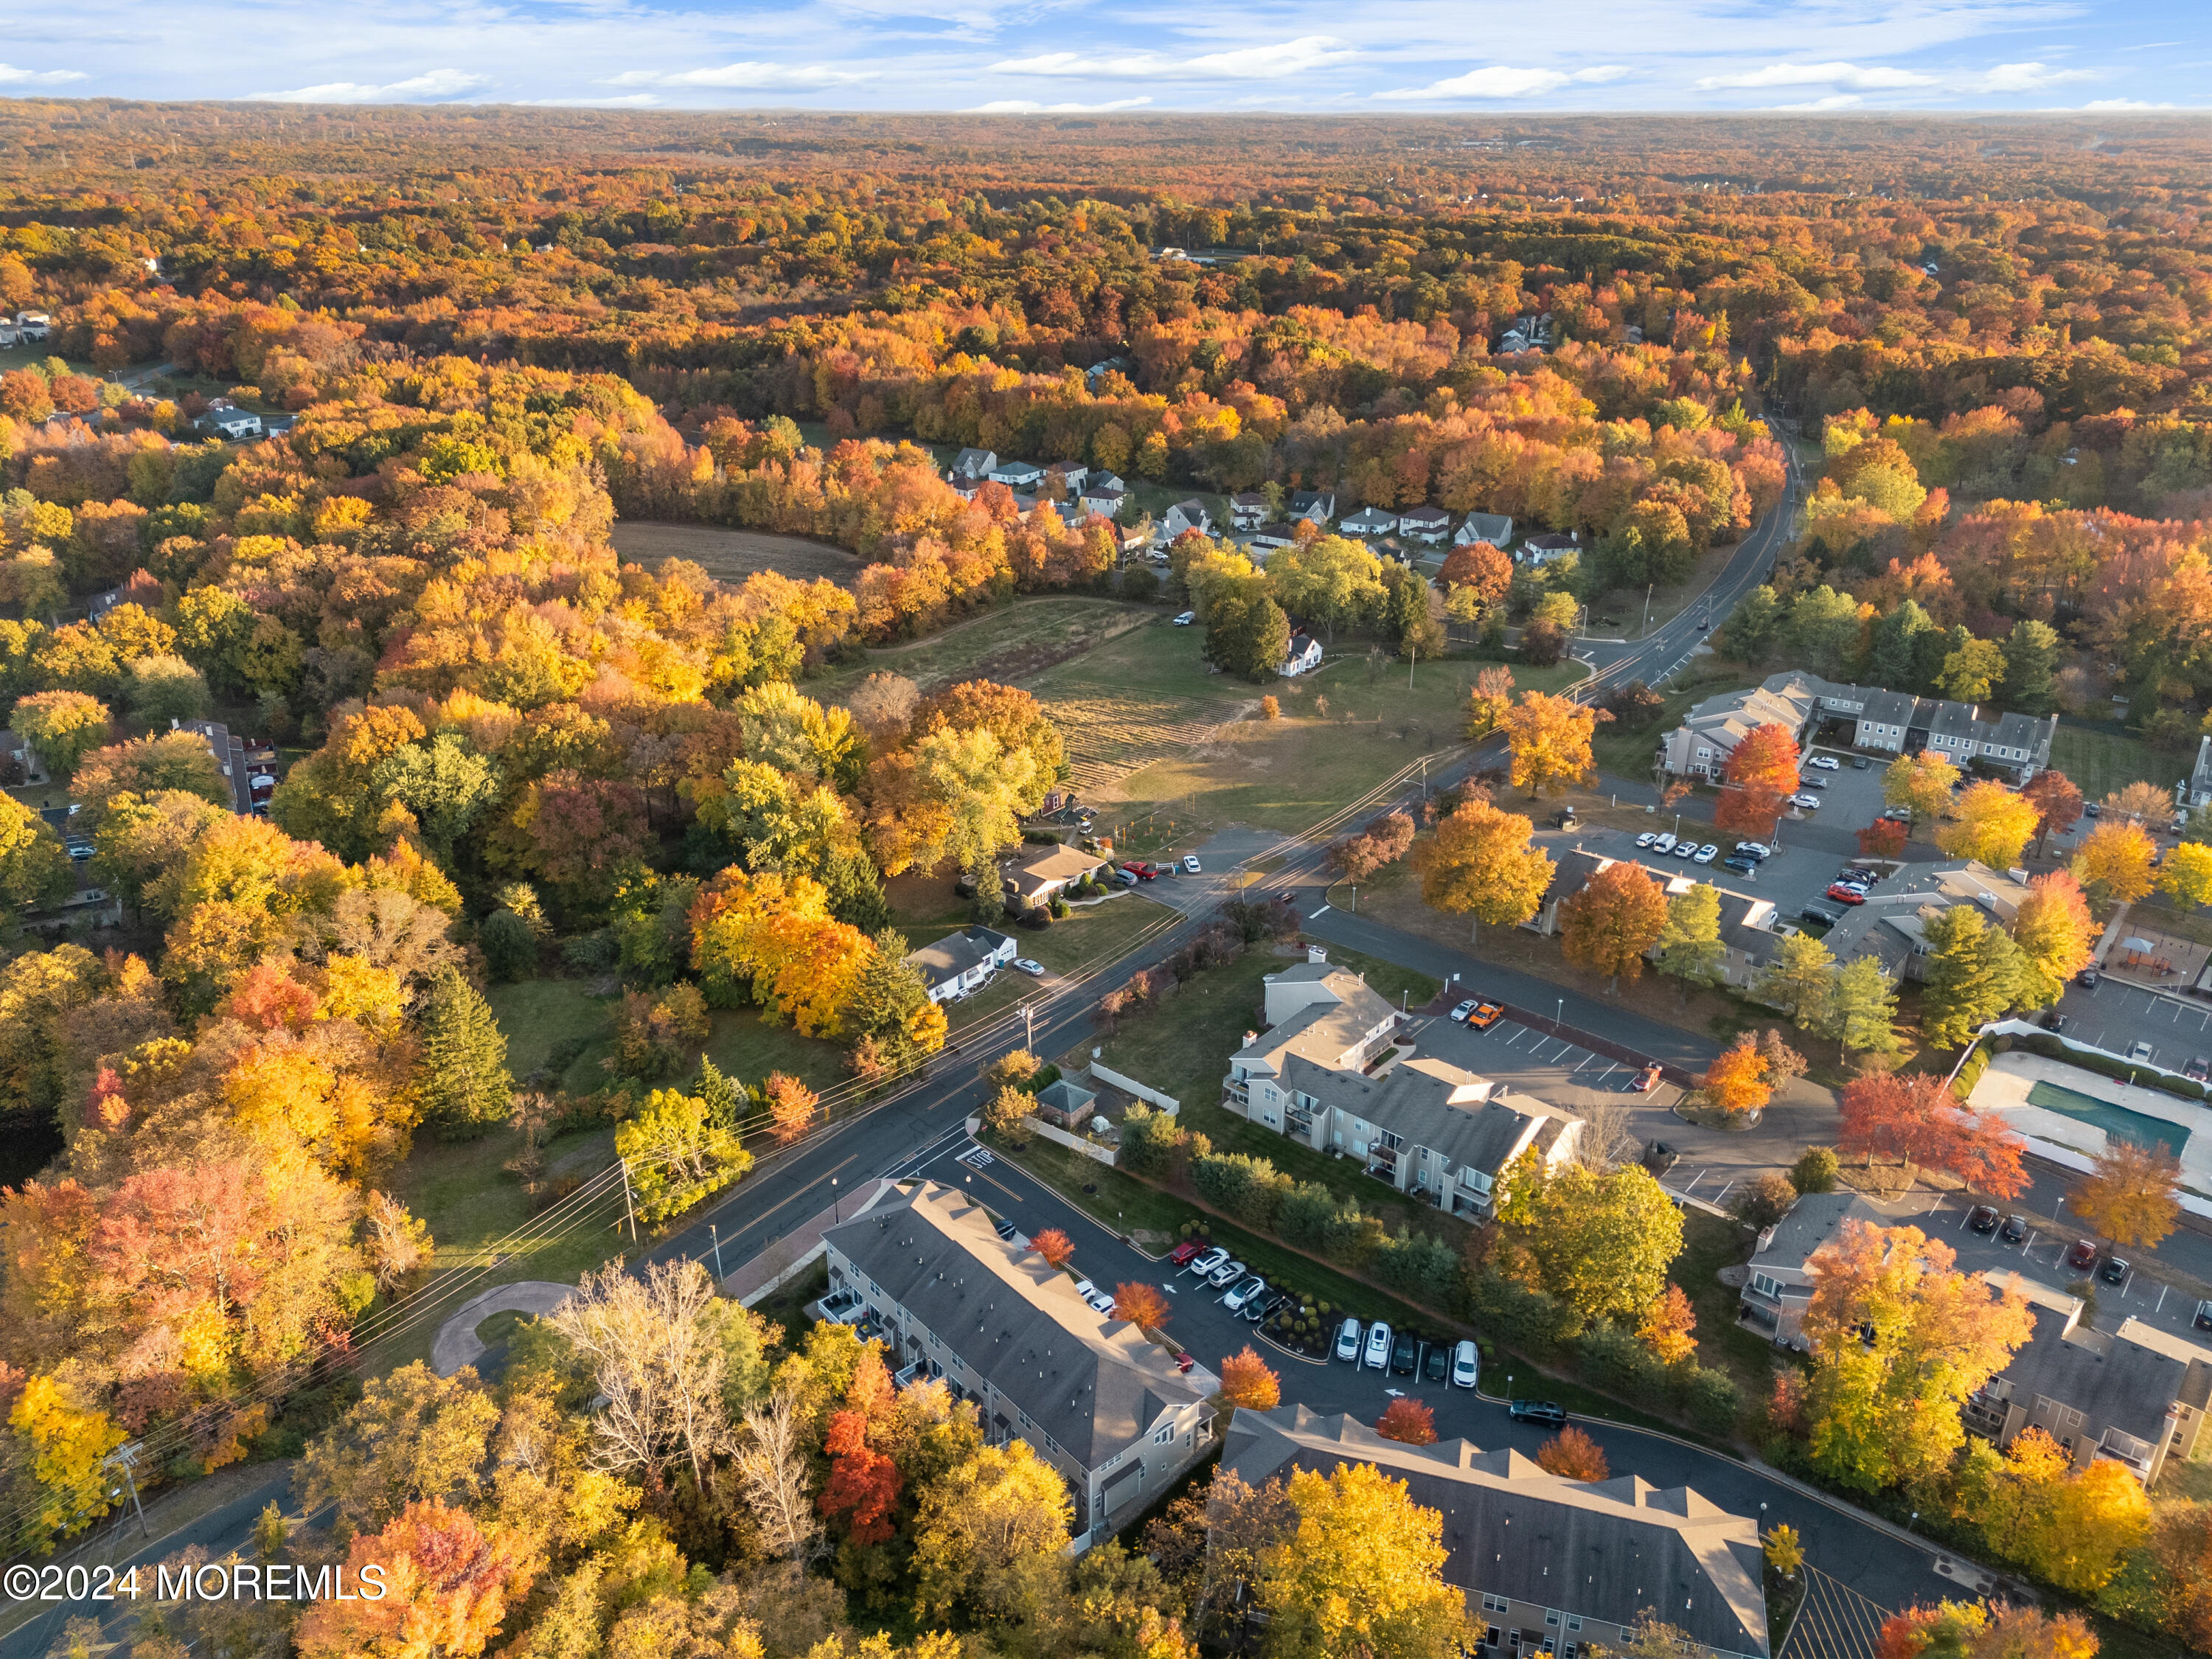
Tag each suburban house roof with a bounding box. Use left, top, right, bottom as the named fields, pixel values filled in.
left=1977, top=1270, right=2212, bottom=1455
left=1456, top=512, right=1514, bottom=546
left=824, top=1184, right=1206, bottom=1470
left=1221, top=1405, right=1769, bottom=1657
left=902, top=925, right=1016, bottom=989
left=1750, top=1192, right=1887, bottom=1277
left=1399, top=505, right=1450, bottom=526
left=1231, top=492, right=1270, bottom=508
left=1275, top=1050, right=1577, bottom=1177
left=1006, top=843, right=1107, bottom=904
left=1232, top=967, right=1397, bottom=1077
left=2192, top=736, right=2212, bottom=798
left=1534, top=849, right=1783, bottom=970
left=1817, top=861, right=2034, bottom=974
left=950, top=447, right=995, bottom=476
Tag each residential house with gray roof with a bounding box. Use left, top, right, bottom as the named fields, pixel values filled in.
left=902, top=925, right=1018, bottom=1004
left=1526, top=846, right=1788, bottom=989
left=823, top=1183, right=1211, bottom=1537
left=2184, top=736, right=2212, bottom=811
left=1964, top=1270, right=2212, bottom=1486
left=1221, top=956, right=1580, bottom=1216
left=1220, top=1405, right=1769, bottom=1659
left=1454, top=512, right=1514, bottom=549
left=1815, top=860, right=2034, bottom=983
left=1737, top=1192, right=1887, bottom=1349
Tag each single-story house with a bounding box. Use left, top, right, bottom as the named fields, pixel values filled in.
left=1220, top=1406, right=1769, bottom=1659
left=1455, top=512, right=1514, bottom=549
left=989, top=459, right=1046, bottom=489
left=1281, top=631, right=1323, bottom=677
left=1006, top=844, right=1109, bottom=908
left=1964, top=1270, right=2212, bottom=1486
left=824, top=1184, right=1212, bottom=1539
left=903, top=925, right=1018, bottom=1004
left=1249, top=521, right=1301, bottom=553
left=1229, top=493, right=1271, bottom=530
left=1339, top=507, right=1397, bottom=538
left=1289, top=490, right=1335, bottom=524
left=1398, top=505, right=1450, bottom=544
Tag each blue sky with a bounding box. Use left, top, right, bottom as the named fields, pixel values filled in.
left=0, top=0, right=2202, bottom=112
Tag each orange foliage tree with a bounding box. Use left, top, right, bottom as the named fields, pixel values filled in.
left=1700, top=1034, right=1772, bottom=1118
left=1716, top=723, right=1800, bottom=835
left=1218, top=1346, right=1281, bottom=1411
left=1535, top=1426, right=1609, bottom=1481
left=1030, top=1228, right=1076, bottom=1268
left=1376, top=1397, right=1437, bottom=1444
left=1112, top=1282, right=1171, bottom=1329
left=1558, top=860, right=1669, bottom=988
left=764, top=1072, right=818, bottom=1145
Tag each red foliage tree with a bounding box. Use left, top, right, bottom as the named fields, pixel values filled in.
left=218, top=961, right=321, bottom=1032
left=528, top=770, right=650, bottom=894
left=1716, top=722, right=1800, bottom=835
left=1376, top=1397, right=1437, bottom=1444
left=2022, top=770, right=2084, bottom=855
left=1857, top=818, right=1909, bottom=859
left=1030, top=1228, right=1076, bottom=1268
left=1838, top=1072, right=2028, bottom=1196
left=818, top=1408, right=902, bottom=1543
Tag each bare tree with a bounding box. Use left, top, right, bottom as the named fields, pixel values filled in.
left=361, top=1191, right=432, bottom=1293
left=1573, top=1101, right=1635, bottom=1173
left=848, top=672, right=920, bottom=748
left=731, top=1386, right=822, bottom=1562
left=548, top=1258, right=730, bottom=1486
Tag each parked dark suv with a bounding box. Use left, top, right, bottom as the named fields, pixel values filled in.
left=1509, top=1399, right=1568, bottom=1428
left=1391, top=1329, right=1419, bottom=1376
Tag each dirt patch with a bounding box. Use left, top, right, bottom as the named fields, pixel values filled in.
left=611, top=520, right=862, bottom=589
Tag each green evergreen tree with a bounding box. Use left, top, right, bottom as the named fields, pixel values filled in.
left=1830, top=955, right=1902, bottom=1057
left=2002, top=618, right=2060, bottom=714
left=417, top=965, right=515, bottom=1138
left=1866, top=599, right=1935, bottom=692
left=695, top=1054, right=745, bottom=1133
left=841, top=928, right=946, bottom=1068
left=1919, top=905, right=2025, bottom=1048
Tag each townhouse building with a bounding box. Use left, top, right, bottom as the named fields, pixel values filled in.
left=1660, top=672, right=2056, bottom=783
left=823, top=1184, right=1212, bottom=1537
left=1220, top=1406, right=1769, bottom=1659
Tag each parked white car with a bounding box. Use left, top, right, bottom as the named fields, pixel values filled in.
left=1451, top=1339, right=1481, bottom=1388
left=1635, top=832, right=1657, bottom=849
left=1790, top=793, right=1821, bottom=810
left=1364, top=1321, right=1394, bottom=1369
left=1807, top=755, right=1840, bottom=770
left=1336, top=1318, right=1363, bottom=1362
left=1208, top=1257, right=1248, bottom=1288
left=1183, top=855, right=1201, bottom=874
left=1223, top=1276, right=1268, bottom=1313
left=1188, top=1247, right=1230, bottom=1279
left=1693, top=844, right=1719, bottom=864
left=1651, top=832, right=1677, bottom=853
left=1172, top=611, right=1196, bottom=626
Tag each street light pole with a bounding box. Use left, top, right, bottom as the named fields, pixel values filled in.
left=709, top=1223, right=724, bottom=1282
left=1642, top=582, right=1653, bottom=637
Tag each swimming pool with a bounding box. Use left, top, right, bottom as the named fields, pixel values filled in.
left=2025, top=1080, right=2191, bottom=1156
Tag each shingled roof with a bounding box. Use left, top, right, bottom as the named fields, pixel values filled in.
left=1221, top=1406, right=1768, bottom=1656
left=823, top=1183, right=1206, bottom=1471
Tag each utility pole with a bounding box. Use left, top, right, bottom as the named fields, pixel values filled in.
left=105, top=1443, right=148, bottom=1538
left=709, top=1222, right=724, bottom=1282
left=1023, top=1001, right=1035, bottom=1051
left=1642, top=582, right=1653, bottom=637
left=1408, top=645, right=1416, bottom=689
left=619, top=1158, right=638, bottom=1243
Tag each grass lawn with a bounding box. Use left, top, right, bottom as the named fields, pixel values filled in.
left=488, top=977, right=847, bottom=1095
left=1051, top=626, right=1587, bottom=833
left=937, top=894, right=1181, bottom=1028
left=1585, top=538, right=1740, bottom=640
left=2048, top=720, right=2185, bottom=802
left=1670, top=1209, right=1775, bottom=1402
left=809, top=597, right=1155, bottom=704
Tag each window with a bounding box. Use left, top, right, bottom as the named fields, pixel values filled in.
left=1751, top=1273, right=1781, bottom=1297
left=1486, top=1630, right=1501, bottom=1649
left=1547, top=1612, right=1561, bottom=1627
left=1484, top=1597, right=1510, bottom=1615
left=1154, top=1425, right=1175, bottom=1445
left=1568, top=1619, right=1582, bottom=1632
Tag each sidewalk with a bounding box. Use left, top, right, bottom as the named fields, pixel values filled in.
left=723, top=1180, right=900, bottom=1305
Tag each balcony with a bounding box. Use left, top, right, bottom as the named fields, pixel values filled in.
left=1286, top=1108, right=1315, bottom=1138
left=1222, top=1079, right=1250, bottom=1109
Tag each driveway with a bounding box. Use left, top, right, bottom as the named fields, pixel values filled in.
left=907, top=1136, right=1949, bottom=1613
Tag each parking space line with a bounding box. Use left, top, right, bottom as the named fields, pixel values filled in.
left=1593, top=1062, right=1621, bottom=1085
left=1501, top=1028, right=1529, bottom=1048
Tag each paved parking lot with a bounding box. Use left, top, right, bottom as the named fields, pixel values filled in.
left=1551, top=821, right=1899, bottom=935
left=2052, top=974, right=2212, bottom=1073
left=1417, top=1006, right=1682, bottom=1109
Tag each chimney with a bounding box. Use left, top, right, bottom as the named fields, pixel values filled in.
left=1242, top=1030, right=1256, bottom=1047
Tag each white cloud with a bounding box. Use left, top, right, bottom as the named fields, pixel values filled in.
left=514, top=94, right=664, bottom=108
left=967, top=97, right=1152, bottom=112
left=606, top=61, right=876, bottom=89
left=1374, top=63, right=1627, bottom=101
left=1967, top=61, right=2094, bottom=93
left=247, top=68, right=484, bottom=102
left=1769, top=94, right=1865, bottom=110
left=0, top=63, right=86, bottom=86
left=1696, top=61, right=1938, bottom=91
left=2080, top=97, right=2175, bottom=109
left=989, top=36, right=1351, bottom=82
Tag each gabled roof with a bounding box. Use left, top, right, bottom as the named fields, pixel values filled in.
left=1750, top=1192, right=1885, bottom=1276
left=1979, top=1274, right=2212, bottom=1451
left=825, top=1185, right=1206, bottom=1470
left=1234, top=970, right=1396, bottom=1075
left=902, top=925, right=1015, bottom=987
left=1221, top=1407, right=1767, bottom=1656
left=1279, top=1050, right=1576, bottom=1178
left=1399, top=505, right=1450, bottom=525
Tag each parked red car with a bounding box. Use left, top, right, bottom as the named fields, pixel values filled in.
left=1169, top=1239, right=1205, bottom=1267
left=1824, top=883, right=1868, bottom=905
left=1126, top=861, right=1159, bottom=880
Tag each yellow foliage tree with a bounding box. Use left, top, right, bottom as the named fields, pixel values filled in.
left=1500, top=692, right=1600, bottom=799
left=1936, top=782, right=2040, bottom=869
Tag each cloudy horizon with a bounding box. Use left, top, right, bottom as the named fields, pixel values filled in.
left=0, top=0, right=2202, bottom=114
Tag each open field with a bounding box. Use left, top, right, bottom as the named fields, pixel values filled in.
left=488, top=977, right=849, bottom=1096
left=1057, top=632, right=1586, bottom=831
left=1587, top=538, right=1741, bottom=639
left=811, top=596, right=1156, bottom=704
left=611, top=519, right=863, bottom=588
left=2048, top=720, right=2184, bottom=801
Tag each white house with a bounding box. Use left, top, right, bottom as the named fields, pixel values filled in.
left=1281, top=631, right=1323, bottom=676
left=1047, top=460, right=1090, bottom=495
left=902, top=925, right=1018, bottom=1004
left=1454, top=512, right=1513, bottom=549
left=1160, top=499, right=1213, bottom=541
left=1078, top=485, right=1128, bottom=520
left=1229, top=493, right=1271, bottom=530
left=989, top=459, right=1046, bottom=490
left=1398, top=506, right=1450, bottom=544
left=1518, top=532, right=1579, bottom=566
left=1339, top=507, right=1397, bottom=538
left=948, top=447, right=998, bottom=483
left=1289, top=490, right=1335, bottom=524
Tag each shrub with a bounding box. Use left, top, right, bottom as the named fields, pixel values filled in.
left=1260, top=695, right=1280, bottom=719
left=1576, top=1321, right=1667, bottom=1399
left=1953, top=1043, right=1992, bottom=1099
left=1372, top=1228, right=1463, bottom=1310
left=480, top=908, right=538, bottom=982
left=562, top=929, right=619, bottom=973
left=1194, top=1152, right=1294, bottom=1233
left=1683, top=1366, right=1743, bottom=1436
left=1790, top=1147, right=1840, bottom=1195
left=1472, top=1270, right=1572, bottom=1357
left=1048, top=896, right=1069, bottom=919
left=1731, top=1172, right=1798, bottom=1231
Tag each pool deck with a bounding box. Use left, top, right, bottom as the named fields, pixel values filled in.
left=1969, top=1051, right=2212, bottom=1199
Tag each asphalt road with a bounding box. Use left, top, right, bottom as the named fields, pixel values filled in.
left=903, top=1135, right=1950, bottom=1616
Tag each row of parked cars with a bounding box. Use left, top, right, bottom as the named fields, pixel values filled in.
left=1335, top=1316, right=1483, bottom=1388
left=1173, top=1240, right=1292, bottom=1323
left=1801, top=863, right=1888, bottom=926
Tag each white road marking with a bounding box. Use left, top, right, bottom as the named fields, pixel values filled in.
left=1310, top=904, right=1330, bottom=917
left=1681, top=1168, right=1705, bottom=1193
left=2156, top=1284, right=2168, bottom=1312
left=1593, top=1063, right=1621, bottom=1085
